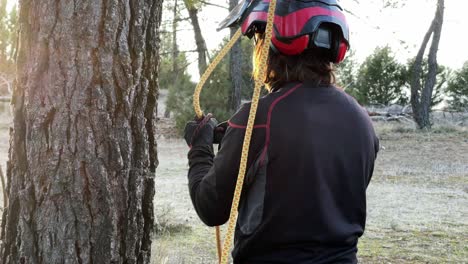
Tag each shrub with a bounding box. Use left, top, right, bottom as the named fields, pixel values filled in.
left=446, top=62, right=468, bottom=111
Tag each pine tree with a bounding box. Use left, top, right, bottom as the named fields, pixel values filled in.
left=355, top=46, right=406, bottom=106
left=446, top=62, right=468, bottom=111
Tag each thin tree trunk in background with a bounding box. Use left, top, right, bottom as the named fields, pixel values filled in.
left=411, top=0, right=444, bottom=129
left=229, top=0, right=243, bottom=112
left=184, top=0, right=208, bottom=76
left=0, top=165, right=6, bottom=209
left=172, top=0, right=179, bottom=74
left=0, top=1, right=163, bottom=263
left=165, top=0, right=179, bottom=118
left=421, top=0, right=444, bottom=119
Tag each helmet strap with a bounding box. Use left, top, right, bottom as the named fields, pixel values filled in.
left=270, top=43, right=280, bottom=54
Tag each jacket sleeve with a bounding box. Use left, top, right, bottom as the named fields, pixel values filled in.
left=366, top=133, right=380, bottom=187
left=187, top=125, right=246, bottom=226
left=187, top=100, right=269, bottom=227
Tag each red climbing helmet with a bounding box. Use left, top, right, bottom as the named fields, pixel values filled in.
left=218, top=0, right=350, bottom=63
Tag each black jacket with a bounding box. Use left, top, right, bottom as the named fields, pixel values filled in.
left=187, top=82, right=379, bottom=263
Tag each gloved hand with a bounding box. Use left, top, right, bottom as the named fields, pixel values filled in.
left=184, top=113, right=218, bottom=148
left=213, top=121, right=228, bottom=144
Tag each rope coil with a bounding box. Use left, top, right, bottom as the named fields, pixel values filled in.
left=192, top=1, right=277, bottom=263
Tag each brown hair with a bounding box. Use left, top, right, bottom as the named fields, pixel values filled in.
left=253, top=34, right=336, bottom=92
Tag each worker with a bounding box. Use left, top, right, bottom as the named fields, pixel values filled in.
left=184, top=0, right=379, bottom=263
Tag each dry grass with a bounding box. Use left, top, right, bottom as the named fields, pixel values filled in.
left=358, top=122, right=468, bottom=263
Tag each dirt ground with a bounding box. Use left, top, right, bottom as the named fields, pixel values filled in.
left=151, top=122, right=468, bottom=264
left=0, top=112, right=467, bottom=263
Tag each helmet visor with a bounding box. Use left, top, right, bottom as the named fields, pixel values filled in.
left=217, top=0, right=251, bottom=31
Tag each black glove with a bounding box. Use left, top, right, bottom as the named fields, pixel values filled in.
left=184, top=114, right=218, bottom=148
left=213, top=121, right=228, bottom=144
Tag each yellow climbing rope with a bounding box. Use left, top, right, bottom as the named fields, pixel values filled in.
left=192, top=1, right=277, bottom=263
left=193, top=29, right=242, bottom=119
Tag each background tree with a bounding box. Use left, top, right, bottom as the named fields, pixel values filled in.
left=162, top=53, right=196, bottom=123
left=354, top=46, right=406, bottom=105
left=159, top=0, right=197, bottom=119
left=403, top=57, right=448, bottom=107
left=162, top=0, right=184, bottom=118
left=0, top=0, right=17, bottom=81
left=159, top=0, right=256, bottom=123
left=238, top=38, right=255, bottom=99
left=0, top=0, right=10, bottom=65
left=446, top=62, right=468, bottom=111
left=411, top=0, right=445, bottom=129
left=183, top=0, right=209, bottom=76
left=336, top=50, right=358, bottom=97
left=229, top=0, right=243, bottom=112
left=0, top=1, right=163, bottom=263
left=166, top=37, right=254, bottom=132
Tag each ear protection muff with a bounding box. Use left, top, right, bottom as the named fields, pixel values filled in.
left=271, top=34, right=310, bottom=55
left=271, top=27, right=349, bottom=63
left=311, top=25, right=348, bottom=63
left=335, top=40, right=348, bottom=63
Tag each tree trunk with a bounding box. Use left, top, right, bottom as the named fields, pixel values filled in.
left=0, top=1, right=163, bottom=263
left=165, top=0, right=179, bottom=118
left=0, top=165, right=6, bottom=209
left=411, top=0, right=444, bottom=129
left=229, top=0, right=243, bottom=112
left=172, top=0, right=179, bottom=74
left=184, top=0, right=208, bottom=76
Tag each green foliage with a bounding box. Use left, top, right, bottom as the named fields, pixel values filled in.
left=0, top=1, right=16, bottom=73
left=165, top=37, right=255, bottom=133
left=168, top=54, right=232, bottom=133
left=235, top=38, right=255, bottom=100
left=337, top=49, right=449, bottom=109
left=161, top=55, right=196, bottom=125
left=354, top=46, right=406, bottom=106
left=0, top=0, right=8, bottom=59
left=336, top=49, right=357, bottom=94
left=403, top=57, right=449, bottom=108
left=160, top=0, right=256, bottom=133
left=183, top=0, right=202, bottom=9
left=446, top=62, right=468, bottom=111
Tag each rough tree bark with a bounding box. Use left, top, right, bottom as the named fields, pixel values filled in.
left=0, top=1, right=163, bottom=263
left=229, top=0, right=243, bottom=112
left=183, top=0, right=208, bottom=76
left=411, top=0, right=444, bottom=129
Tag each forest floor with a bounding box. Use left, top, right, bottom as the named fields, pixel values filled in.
left=0, top=111, right=467, bottom=263
left=151, top=120, right=468, bottom=264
